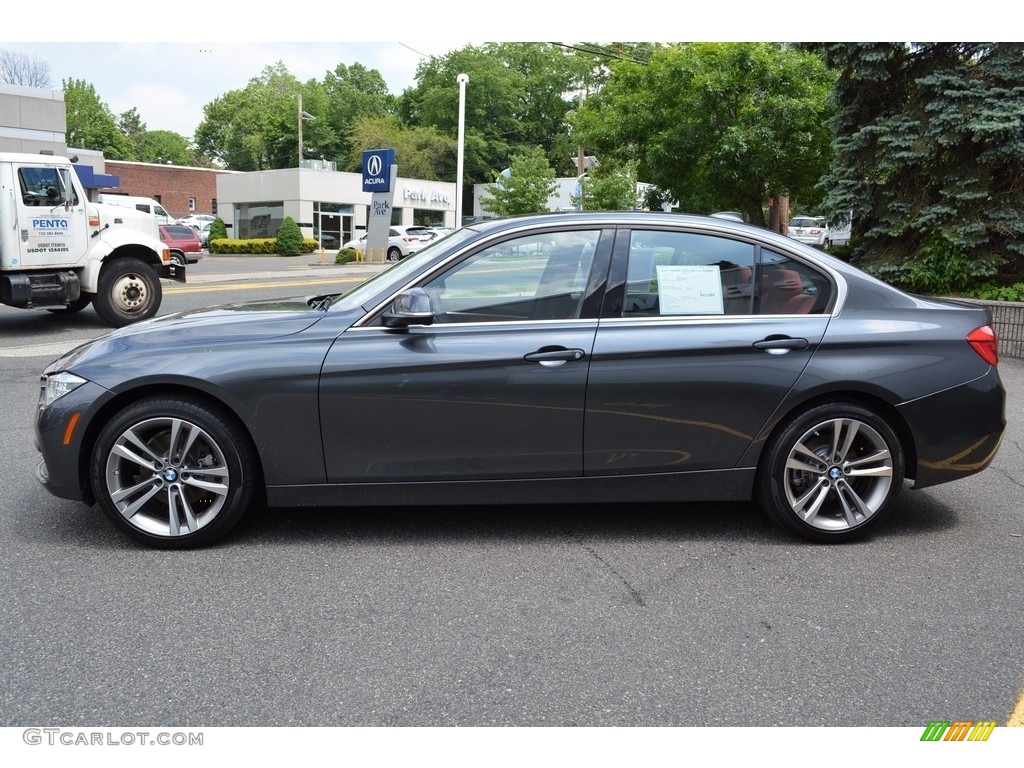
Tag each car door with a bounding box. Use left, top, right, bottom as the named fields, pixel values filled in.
left=584, top=228, right=834, bottom=475
left=319, top=227, right=612, bottom=482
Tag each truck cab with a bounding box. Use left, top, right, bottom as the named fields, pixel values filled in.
left=0, top=152, right=184, bottom=326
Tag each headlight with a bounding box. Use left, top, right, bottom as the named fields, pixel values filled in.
left=39, top=371, right=87, bottom=408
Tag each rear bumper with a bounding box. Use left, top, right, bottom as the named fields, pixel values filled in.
left=898, top=366, right=1006, bottom=489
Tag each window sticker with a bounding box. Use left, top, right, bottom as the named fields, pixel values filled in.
left=656, top=265, right=724, bottom=315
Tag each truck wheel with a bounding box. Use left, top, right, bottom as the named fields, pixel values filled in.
left=94, top=258, right=162, bottom=327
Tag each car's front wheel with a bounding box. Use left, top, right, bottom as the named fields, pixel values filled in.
left=90, top=397, right=259, bottom=548
left=387, top=246, right=402, bottom=261
left=756, top=402, right=905, bottom=543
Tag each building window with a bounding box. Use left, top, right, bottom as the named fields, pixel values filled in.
left=212, top=199, right=217, bottom=214
left=188, top=197, right=196, bottom=211
left=237, top=202, right=284, bottom=239
left=154, top=194, right=161, bottom=204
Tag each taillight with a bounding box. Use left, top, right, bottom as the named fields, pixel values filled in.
left=967, top=325, right=998, bottom=365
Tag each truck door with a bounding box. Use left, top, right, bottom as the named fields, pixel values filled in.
left=12, top=162, right=89, bottom=269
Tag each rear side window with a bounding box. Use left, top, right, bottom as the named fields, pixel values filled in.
left=623, top=231, right=756, bottom=316
left=164, top=226, right=197, bottom=239
left=757, top=250, right=833, bottom=314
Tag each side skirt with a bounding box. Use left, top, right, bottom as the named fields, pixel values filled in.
left=266, top=468, right=756, bottom=508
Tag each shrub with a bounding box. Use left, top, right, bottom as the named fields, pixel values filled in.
left=335, top=249, right=359, bottom=265
left=208, top=238, right=277, bottom=254
left=275, top=216, right=304, bottom=257
left=207, top=217, right=227, bottom=243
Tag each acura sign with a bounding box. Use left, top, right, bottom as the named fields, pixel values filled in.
left=362, top=149, right=395, bottom=192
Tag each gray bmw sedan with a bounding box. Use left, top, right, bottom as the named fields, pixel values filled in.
left=35, top=213, right=1006, bottom=547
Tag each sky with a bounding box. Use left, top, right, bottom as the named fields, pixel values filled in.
left=2, top=4, right=990, bottom=141
left=0, top=40, right=454, bottom=138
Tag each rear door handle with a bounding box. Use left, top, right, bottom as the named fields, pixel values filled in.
left=753, top=336, right=809, bottom=355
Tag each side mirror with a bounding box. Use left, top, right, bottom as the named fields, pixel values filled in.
left=382, top=287, right=436, bottom=328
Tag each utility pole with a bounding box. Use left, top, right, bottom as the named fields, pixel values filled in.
left=298, top=95, right=315, bottom=167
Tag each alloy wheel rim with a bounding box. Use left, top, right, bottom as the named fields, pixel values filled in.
left=782, top=417, right=894, bottom=532
left=104, top=417, right=231, bottom=537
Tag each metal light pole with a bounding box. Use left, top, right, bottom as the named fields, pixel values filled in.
left=455, top=74, right=468, bottom=229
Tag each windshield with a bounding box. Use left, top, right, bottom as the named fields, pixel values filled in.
left=328, top=227, right=477, bottom=312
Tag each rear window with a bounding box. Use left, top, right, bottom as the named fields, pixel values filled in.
left=790, top=217, right=823, bottom=228
left=163, top=226, right=198, bottom=239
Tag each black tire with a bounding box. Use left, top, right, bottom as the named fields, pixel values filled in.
left=90, top=396, right=259, bottom=548
left=93, top=257, right=162, bottom=327
left=387, top=246, right=402, bottom=261
left=169, top=251, right=186, bottom=267
left=46, top=294, right=93, bottom=314
left=756, top=402, right=905, bottom=543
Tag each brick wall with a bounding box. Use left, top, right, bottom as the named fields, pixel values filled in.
left=104, top=161, right=224, bottom=219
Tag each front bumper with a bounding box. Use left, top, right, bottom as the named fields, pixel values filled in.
left=35, top=379, right=114, bottom=503
left=162, top=262, right=187, bottom=282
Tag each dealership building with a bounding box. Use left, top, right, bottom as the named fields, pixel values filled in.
left=214, top=162, right=457, bottom=247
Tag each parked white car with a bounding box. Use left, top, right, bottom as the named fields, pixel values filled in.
left=787, top=216, right=830, bottom=248
left=344, top=226, right=431, bottom=261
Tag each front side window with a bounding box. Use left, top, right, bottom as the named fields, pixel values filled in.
left=623, top=231, right=756, bottom=317
left=18, top=167, right=69, bottom=206
left=420, top=230, right=600, bottom=324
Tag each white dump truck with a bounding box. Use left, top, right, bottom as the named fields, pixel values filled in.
left=0, top=152, right=184, bottom=326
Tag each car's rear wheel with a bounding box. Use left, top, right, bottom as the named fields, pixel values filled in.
left=756, top=402, right=904, bottom=543
left=91, top=397, right=259, bottom=548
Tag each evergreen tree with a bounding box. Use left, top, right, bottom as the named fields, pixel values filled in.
left=820, top=43, right=1024, bottom=290
left=275, top=216, right=304, bottom=256
left=208, top=217, right=228, bottom=244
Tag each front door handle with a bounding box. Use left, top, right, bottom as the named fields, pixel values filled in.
left=524, top=348, right=586, bottom=366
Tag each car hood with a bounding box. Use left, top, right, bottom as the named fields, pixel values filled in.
left=53, top=296, right=349, bottom=372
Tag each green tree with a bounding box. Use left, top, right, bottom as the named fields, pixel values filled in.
left=346, top=116, right=456, bottom=180
left=119, top=107, right=146, bottom=157
left=402, top=43, right=588, bottom=183
left=194, top=62, right=304, bottom=170
left=63, top=79, right=135, bottom=159
left=573, top=160, right=638, bottom=210
left=820, top=43, right=1024, bottom=289
left=482, top=146, right=557, bottom=217
left=276, top=216, right=304, bottom=256
left=195, top=60, right=396, bottom=172
left=138, top=130, right=195, bottom=166
left=323, top=62, right=397, bottom=163
left=571, top=43, right=835, bottom=225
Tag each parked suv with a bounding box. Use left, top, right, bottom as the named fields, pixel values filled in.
left=787, top=216, right=830, bottom=248
left=159, top=224, right=204, bottom=265
left=343, top=226, right=430, bottom=261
